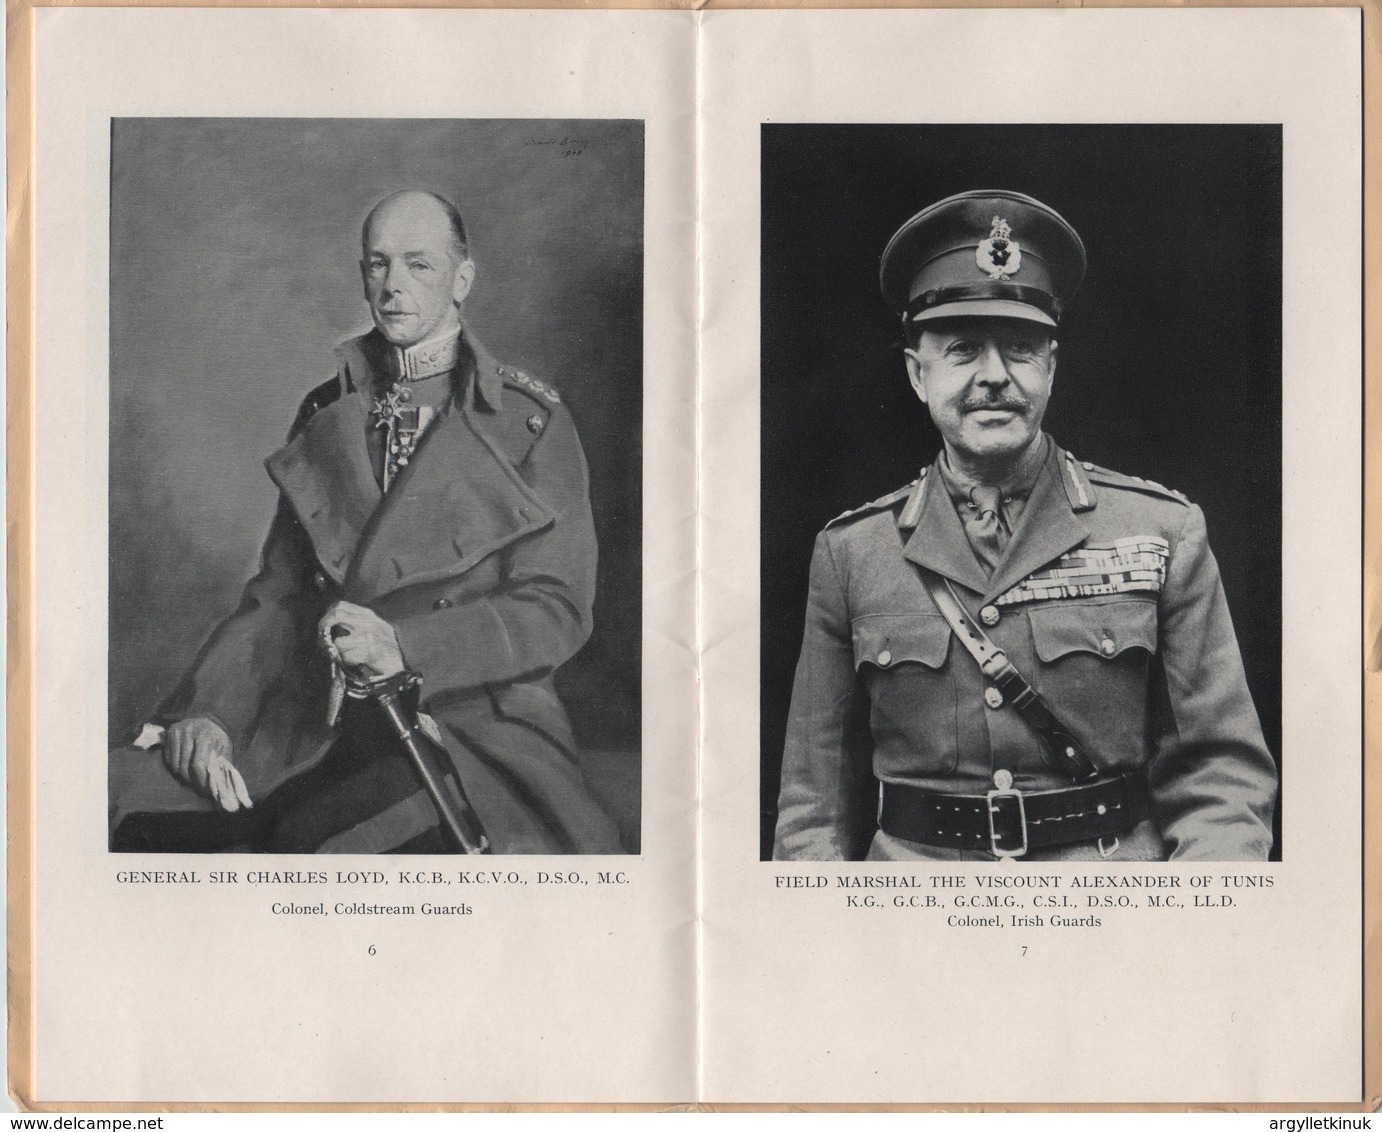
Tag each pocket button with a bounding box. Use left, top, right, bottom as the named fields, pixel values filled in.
left=877, top=650, right=892, bottom=667
left=1100, top=637, right=1116, bottom=656
left=434, top=597, right=453, bottom=610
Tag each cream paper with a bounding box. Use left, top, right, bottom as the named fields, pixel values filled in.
left=698, top=8, right=1364, bottom=1105
left=19, top=4, right=1368, bottom=1108
left=28, top=8, right=697, bottom=1104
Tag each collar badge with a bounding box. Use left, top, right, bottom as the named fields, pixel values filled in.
left=976, top=215, right=1022, bottom=280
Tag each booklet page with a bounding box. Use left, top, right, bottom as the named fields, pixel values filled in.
left=25, top=7, right=698, bottom=1104
left=698, top=7, right=1363, bottom=1104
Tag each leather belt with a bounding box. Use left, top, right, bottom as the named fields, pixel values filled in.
left=878, top=771, right=1151, bottom=857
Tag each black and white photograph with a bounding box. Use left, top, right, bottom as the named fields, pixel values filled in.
left=760, top=123, right=1283, bottom=863
left=106, top=118, right=645, bottom=855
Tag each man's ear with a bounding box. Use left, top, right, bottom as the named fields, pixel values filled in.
left=1047, top=337, right=1058, bottom=388
left=902, top=347, right=929, bottom=405
left=359, top=259, right=369, bottom=301
left=452, top=258, right=477, bottom=306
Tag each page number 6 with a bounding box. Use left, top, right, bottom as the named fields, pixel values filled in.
left=368, top=944, right=376, bottom=956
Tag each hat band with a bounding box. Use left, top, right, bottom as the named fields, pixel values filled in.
left=904, top=283, right=1062, bottom=323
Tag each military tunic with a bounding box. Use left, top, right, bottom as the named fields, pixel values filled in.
left=773, top=435, right=1277, bottom=862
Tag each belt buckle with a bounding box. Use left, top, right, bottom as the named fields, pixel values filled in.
left=985, top=785, right=1028, bottom=858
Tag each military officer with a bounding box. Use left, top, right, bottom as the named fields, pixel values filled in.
left=110, top=189, right=623, bottom=854
left=773, top=190, right=1277, bottom=862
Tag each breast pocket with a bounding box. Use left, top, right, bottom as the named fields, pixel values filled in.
left=851, top=614, right=959, bottom=775
left=1026, top=598, right=1158, bottom=766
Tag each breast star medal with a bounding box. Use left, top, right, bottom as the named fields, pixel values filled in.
left=976, top=215, right=1022, bottom=280
left=371, top=382, right=434, bottom=491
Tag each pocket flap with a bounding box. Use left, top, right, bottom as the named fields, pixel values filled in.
left=851, top=614, right=951, bottom=671
left=1028, top=600, right=1157, bottom=662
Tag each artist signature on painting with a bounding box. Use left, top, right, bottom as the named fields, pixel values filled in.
left=524, top=135, right=590, bottom=157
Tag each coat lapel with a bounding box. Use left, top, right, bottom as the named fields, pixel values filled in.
left=264, top=391, right=381, bottom=585
left=898, top=438, right=1094, bottom=605
left=346, top=332, right=556, bottom=599
left=900, top=457, right=993, bottom=596
left=265, top=326, right=554, bottom=598
left=345, top=405, right=554, bottom=598
left=981, top=441, right=1092, bottom=604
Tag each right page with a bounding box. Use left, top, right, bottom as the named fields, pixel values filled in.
left=697, top=8, right=1365, bottom=1104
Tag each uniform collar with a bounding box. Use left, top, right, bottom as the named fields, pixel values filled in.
left=354, top=325, right=504, bottom=412
left=900, top=434, right=1094, bottom=602
left=980, top=439, right=1092, bottom=603
left=388, top=326, right=463, bottom=381
left=899, top=462, right=992, bottom=596
left=935, top=433, right=1049, bottom=510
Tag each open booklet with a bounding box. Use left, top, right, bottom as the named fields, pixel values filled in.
left=13, top=4, right=1371, bottom=1108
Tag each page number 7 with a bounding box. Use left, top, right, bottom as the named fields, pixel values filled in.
left=1021, top=946, right=1027, bottom=956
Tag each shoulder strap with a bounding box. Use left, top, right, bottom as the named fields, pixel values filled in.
left=916, top=565, right=1100, bottom=783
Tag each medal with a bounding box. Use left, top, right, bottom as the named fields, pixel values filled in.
left=371, top=382, right=436, bottom=490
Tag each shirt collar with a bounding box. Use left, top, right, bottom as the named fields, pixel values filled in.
left=936, top=432, right=1050, bottom=508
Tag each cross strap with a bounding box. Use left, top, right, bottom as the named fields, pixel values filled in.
left=915, top=565, right=1100, bottom=783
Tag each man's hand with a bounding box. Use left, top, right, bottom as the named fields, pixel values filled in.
left=319, top=600, right=407, bottom=679
left=163, top=717, right=253, bottom=812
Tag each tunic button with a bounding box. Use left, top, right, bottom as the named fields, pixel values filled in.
left=434, top=597, right=453, bottom=610
left=1100, top=638, right=1116, bottom=656
left=979, top=605, right=1000, bottom=627
left=992, top=769, right=1014, bottom=790
left=877, top=650, right=892, bottom=667
left=984, top=686, right=1004, bottom=709
left=312, top=571, right=327, bottom=591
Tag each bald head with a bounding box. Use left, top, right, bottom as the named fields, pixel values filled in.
left=360, top=190, right=476, bottom=347
left=362, top=190, right=469, bottom=262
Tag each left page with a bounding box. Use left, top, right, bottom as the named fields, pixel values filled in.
left=19, top=7, right=698, bottom=1104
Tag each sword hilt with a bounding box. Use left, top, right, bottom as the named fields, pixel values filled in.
left=343, top=668, right=421, bottom=701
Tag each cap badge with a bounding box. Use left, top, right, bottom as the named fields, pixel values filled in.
left=976, top=215, right=1022, bottom=280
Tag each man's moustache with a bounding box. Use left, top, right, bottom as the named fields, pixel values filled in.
left=961, top=396, right=1030, bottom=413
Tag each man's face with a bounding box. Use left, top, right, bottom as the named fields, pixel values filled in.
left=904, top=317, right=1057, bottom=464
left=361, top=194, right=475, bottom=348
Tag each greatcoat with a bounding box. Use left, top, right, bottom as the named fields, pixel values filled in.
left=773, top=437, right=1278, bottom=862
left=110, top=328, right=622, bottom=854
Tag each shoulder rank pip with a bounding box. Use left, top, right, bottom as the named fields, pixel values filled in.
left=497, top=364, right=562, bottom=405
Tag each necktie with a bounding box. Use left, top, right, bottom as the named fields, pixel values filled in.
left=966, top=484, right=1009, bottom=575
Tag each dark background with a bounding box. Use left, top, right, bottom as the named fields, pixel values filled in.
left=759, top=124, right=1283, bottom=860
left=109, top=119, right=643, bottom=838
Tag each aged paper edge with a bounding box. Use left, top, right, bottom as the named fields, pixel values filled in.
left=5, top=0, right=1377, bottom=1113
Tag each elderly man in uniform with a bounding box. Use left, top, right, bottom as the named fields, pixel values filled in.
left=773, top=190, right=1277, bottom=862
left=110, top=189, right=622, bottom=854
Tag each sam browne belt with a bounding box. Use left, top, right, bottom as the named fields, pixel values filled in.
left=906, top=564, right=1151, bottom=856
